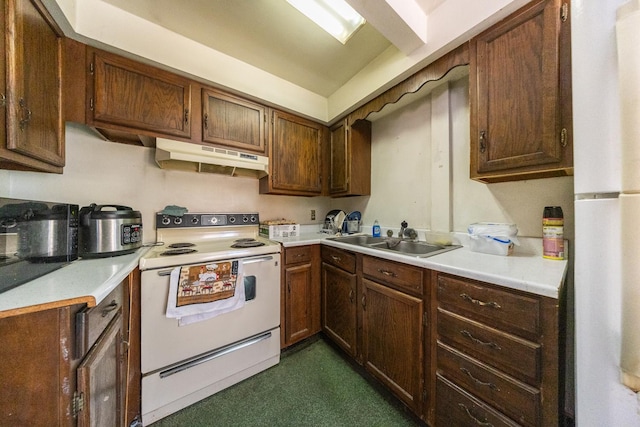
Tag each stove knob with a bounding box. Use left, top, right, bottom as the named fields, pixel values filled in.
left=191, top=216, right=199, bottom=225
left=174, top=217, right=183, bottom=225
left=250, top=216, right=256, bottom=223
left=161, top=216, right=171, bottom=225
left=242, top=216, right=249, bottom=223
left=229, top=216, right=236, bottom=223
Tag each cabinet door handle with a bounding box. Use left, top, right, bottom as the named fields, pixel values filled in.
left=361, top=294, right=366, bottom=309
left=0, top=93, right=5, bottom=107
left=184, top=109, right=190, bottom=125
left=479, top=131, right=487, bottom=153
left=459, top=293, right=501, bottom=309
left=377, top=268, right=397, bottom=278
left=101, top=300, right=119, bottom=317
left=458, top=403, right=494, bottom=427
left=460, top=367, right=500, bottom=391
left=460, top=330, right=501, bottom=350
left=19, top=98, right=32, bottom=131
left=348, top=288, right=354, bottom=303
left=203, top=113, right=209, bottom=129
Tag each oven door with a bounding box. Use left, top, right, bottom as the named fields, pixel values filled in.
left=140, top=254, right=280, bottom=374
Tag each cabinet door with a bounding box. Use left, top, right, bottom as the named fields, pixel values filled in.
left=202, top=88, right=266, bottom=154
left=321, top=262, right=357, bottom=357
left=88, top=48, right=192, bottom=139
left=284, top=263, right=313, bottom=345
left=260, top=110, right=324, bottom=195
left=2, top=0, right=64, bottom=171
left=329, top=119, right=371, bottom=197
left=470, top=0, right=572, bottom=182
left=362, top=278, right=424, bottom=414
left=77, top=312, right=124, bottom=427
left=329, top=121, right=348, bottom=194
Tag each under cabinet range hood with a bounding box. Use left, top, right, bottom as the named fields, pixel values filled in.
left=155, top=138, right=269, bottom=178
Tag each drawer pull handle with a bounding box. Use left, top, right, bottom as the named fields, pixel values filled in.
left=101, top=300, right=119, bottom=317
left=460, top=367, right=500, bottom=391
left=460, top=330, right=501, bottom=350
left=458, top=403, right=494, bottom=427
left=331, top=255, right=342, bottom=262
left=377, top=268, right=397, bottom=278
left=460, top=293, right=501, bottom=309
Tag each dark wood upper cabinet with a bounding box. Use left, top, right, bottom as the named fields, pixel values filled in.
left=201, top=88, right=266, bottom=154
left=1, top=0, right=64, bottom=172
left=470, top=0, right=572, bottom=182
left=260, top=109, right=325, bottom=196
left=329, top=118, right=371, bottom=197
left=86, top=48, right=192, bottom=140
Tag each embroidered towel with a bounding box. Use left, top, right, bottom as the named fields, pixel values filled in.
left=166, top=260, right=245, bottom=325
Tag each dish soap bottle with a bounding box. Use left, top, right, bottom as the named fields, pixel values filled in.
left=372, top=220, right=381, bottom=237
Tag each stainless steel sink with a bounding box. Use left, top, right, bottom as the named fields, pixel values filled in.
left=327, top=235, right=460, bottom=258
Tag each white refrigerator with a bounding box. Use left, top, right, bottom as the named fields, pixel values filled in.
left=573, top=0, right=640, bottom=425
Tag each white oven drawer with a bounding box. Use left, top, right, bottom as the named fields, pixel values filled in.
left=141, top=254, right=280, bottom=373
left=141, top=327, right=280, bottom=425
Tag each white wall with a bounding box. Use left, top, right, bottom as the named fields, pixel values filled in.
left=1, top=123, right=331, bottom=243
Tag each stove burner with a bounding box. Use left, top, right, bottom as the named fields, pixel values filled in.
left=231, top=238, right=266, bottom=248
left=160, top=248, right=198, bottom=256
left=168, top=242, right=196, bottom=248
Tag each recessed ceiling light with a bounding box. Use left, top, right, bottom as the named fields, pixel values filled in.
left=286, top=0, right=366, bottom=44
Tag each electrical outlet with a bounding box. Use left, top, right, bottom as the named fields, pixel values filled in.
left=311, top=209, right=316, bottom=220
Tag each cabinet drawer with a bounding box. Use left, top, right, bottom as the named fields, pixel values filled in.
left=438, top=342, right=540, bottom=426
left=436, top=375, right=520, bottom=427
left=438, top=309, right=541, bottom=386
left=75, top=284, right=123, bottom=358
left=438, top=274, right=541, bottom=339
left=285, top=246, right=312, bottom=265
left=321, top=246, right=356, bottom=273
left=362, top=256, right=423, bottom=296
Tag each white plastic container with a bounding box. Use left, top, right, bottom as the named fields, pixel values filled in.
left=467, top=223, right=519, bottom=256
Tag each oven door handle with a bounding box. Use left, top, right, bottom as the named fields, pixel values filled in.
left=158, top=331, right=273, bottom=378
left=242, top=255, right=274, bottom=265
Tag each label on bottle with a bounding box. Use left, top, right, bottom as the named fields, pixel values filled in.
left=543, top=218, right=564, bottom=260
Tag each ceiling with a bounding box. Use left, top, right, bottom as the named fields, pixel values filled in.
left=102, top=0, right=445, bottom=97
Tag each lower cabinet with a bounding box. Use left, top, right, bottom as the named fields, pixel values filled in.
left=281, top=245, right=321, bottom=348
left=321, top=247, right=426, bottom=419
left=431, top=272, right=560, bottom=427
left=0, top=269, right=140, bottom=426
left=321, top=246, right=358, bottom=358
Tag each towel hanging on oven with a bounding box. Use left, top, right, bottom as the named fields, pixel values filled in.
left=166, top=259, right=244, bottom=326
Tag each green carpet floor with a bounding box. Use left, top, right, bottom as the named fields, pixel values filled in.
left=151, top=337, right=421, bottom=426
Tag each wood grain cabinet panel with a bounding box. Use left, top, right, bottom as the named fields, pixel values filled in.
left=87, top=48, right=192, bottom=140
left=260, top=110, right=325, bottom=196
left=282, top=245, right=320, bottom=348
left=201, top=88, right=266, bottom=154
left=470, top=0, right=572, bottom=182
left=329, top=119, right=371, bottom=197
left=0, top=0, right=64, bottom=173
left=321, top=247, right=357, bottom=357
left=362, top=277, right=424, bottom=414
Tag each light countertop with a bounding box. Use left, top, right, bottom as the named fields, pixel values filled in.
left=0, top=247, right=149, bottom=319
left=274, top=230, right=568, bottom=299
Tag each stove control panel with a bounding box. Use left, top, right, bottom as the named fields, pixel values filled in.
left=157, top=213, right=260, bottom=228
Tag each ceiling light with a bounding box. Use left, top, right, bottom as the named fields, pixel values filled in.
left=286, top=0, right=366, bottom=44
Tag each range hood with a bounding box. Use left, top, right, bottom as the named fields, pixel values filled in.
left=155, top=138, right=268, bottom=178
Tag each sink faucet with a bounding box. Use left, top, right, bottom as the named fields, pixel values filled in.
left=399, top=221, right=418, bottom=240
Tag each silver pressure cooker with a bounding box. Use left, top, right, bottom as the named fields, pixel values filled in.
left=79, top=204, right=142, bottom=258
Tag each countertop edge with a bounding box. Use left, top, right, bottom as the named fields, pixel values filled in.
left=277, top=233, right=567, bottom=299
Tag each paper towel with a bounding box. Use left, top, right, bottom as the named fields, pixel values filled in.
left=617, top=0, right=640, bottom=192
left=620, top=193, right=640, bottom=390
